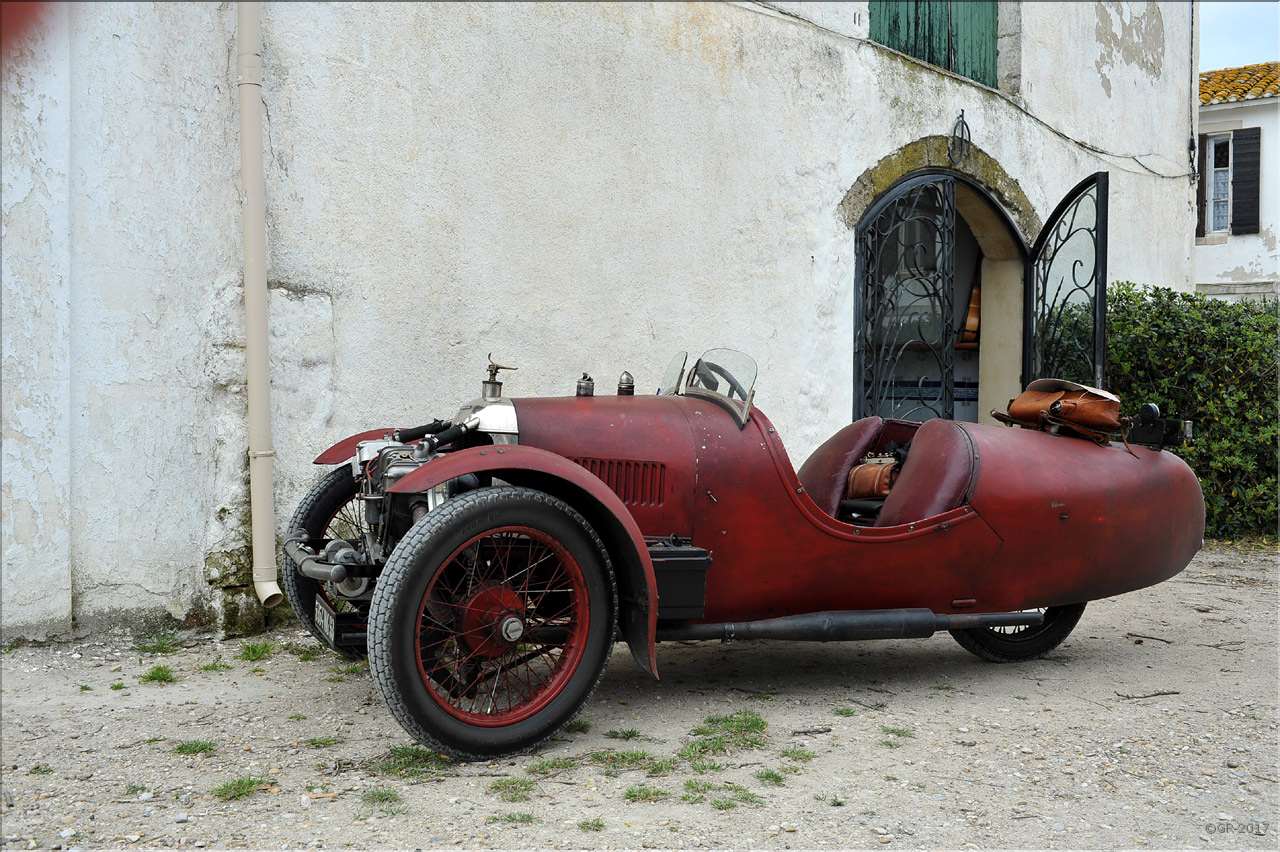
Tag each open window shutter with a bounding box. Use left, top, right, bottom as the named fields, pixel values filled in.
left=870, top=1, right=912, bottom=55
left=1195, top=134, right=1207, bottom=238
left=920, top=1, right=951, bottom=71
left=1231, top=127, right=1261, bottom=235
left=952, top=2, right=998, bottom=88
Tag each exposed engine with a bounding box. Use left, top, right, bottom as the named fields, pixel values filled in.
left=283, top=359, right=523, bottom=605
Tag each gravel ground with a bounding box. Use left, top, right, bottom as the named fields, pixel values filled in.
left=2, top=543, right=1275, bottom=850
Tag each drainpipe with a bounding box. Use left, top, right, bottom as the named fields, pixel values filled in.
left=237, top=1, right=283, bottom=609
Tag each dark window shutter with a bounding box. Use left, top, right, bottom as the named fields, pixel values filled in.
left=1196, top=134, right=1206, bottom=238
left=1231, top=127, right=1260, bottom=235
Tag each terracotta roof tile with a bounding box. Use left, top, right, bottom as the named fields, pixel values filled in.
left=1199, top=61, right=1278, bottom=105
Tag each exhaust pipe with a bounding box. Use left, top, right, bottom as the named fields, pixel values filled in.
left=654, top=608, right=1043, bottom=643
left=282, top=537, right=348, bottom=584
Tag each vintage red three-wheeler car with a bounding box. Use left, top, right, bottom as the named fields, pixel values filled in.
left=281, top=349, right=1204, bottom=758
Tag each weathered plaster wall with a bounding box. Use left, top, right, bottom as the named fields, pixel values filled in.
left=1017, top=1, right=1197, bottom=289
left=1195, top=100, right=1279, bottom=302
left=2, top=2, right=72, bottom=634
left=3, top=3, right=244, bottom=636
left=2, top=2, right=1197, bottom=637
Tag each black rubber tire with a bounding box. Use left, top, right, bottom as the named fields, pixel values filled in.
left=949, top=603, right=1087, bottom=663
left=281, top=465, right=368, bottom=658
left=367, top=486, right=616, bottom=760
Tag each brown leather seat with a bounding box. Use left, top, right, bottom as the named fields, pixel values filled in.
left=875, top=418, right=978, bottom=527
left=797, top=417, right=885, bottom=517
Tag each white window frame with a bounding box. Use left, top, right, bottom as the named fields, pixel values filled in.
left=1206, top=134, right=1232, bottom=235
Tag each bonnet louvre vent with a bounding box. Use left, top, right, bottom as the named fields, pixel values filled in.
left=574, top=458, right=666, bottom=507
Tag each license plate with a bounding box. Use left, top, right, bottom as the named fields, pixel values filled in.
left=314, top=594, right=337, bottom=644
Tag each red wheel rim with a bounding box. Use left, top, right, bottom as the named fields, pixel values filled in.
left=414, top=525, right=590, bottom=726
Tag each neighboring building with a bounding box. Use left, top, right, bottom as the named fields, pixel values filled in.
left=1195, top=61, right=1278, bottom=302
left=2, top=2, right=1197, bottom=638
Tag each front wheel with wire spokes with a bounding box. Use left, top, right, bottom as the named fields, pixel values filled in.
left=949, top=603, right=1087, bottom=662
left=367, top=486, right=616, bottom=759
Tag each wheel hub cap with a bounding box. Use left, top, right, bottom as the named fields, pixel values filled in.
left=499, top=616, right=525, bottom=642
left=459, top=586, right=526, bottom=659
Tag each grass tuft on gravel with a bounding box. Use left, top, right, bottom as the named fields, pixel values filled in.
left=372, top=745, right=452, bottom=778
left=139, top=665, right=175, bottom=684
left=487, top=812, right=537, bottom=824
left=623, top=784, right=668, bottom=803
left=361, top=788, right=402, bottom=805
left=137, top=630, right=181, bottom=655
left=488, top=777, right=535, bottom=802
left=197, top=656, right=232, bottom=672
left=305, top=737, right=344, bottom=748
left=173, top=740, right=216, bottom=755
left=604, top=728, right=642, bottom=740
left=525, top=756, right=579, bottom=775
left=755, top=768, right=786, bottom=786
left=236, top=641, right=273, bottom=661
left=213, top=776, right=268, bottom=801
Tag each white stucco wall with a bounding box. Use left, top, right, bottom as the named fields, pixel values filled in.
left=2, top=1, right=1196, bottom=637
left=1195, top=99, right=1279, bottom=301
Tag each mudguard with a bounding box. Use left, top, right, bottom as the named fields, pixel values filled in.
left=313, top=428, right=395, bottom=465
left=387, top=444, right=660, bottom=679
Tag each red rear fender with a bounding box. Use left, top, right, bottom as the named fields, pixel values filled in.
left=388, top=445, right=660, bottom=679
left=313, top=428, right=395, bottom=465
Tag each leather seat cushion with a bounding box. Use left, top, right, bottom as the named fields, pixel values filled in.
left=797, top=416, right=885, bottom=517
left=875, top=418, right=977, bottom=527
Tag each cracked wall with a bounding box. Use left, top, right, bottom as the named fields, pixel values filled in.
left=3, top=2, right=1195, bottom=636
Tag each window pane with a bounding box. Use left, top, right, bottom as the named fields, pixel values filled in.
left=1212, top=169, right=1229, bottom=200
left=1213, top=200, right=1228, bottom=231
left=1213, top=139, right=1230, bottom=169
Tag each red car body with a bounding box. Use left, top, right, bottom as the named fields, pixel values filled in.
left=286, top=352, right=1203, bottom=758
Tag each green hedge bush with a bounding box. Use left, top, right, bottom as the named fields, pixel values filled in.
left=1105, top=282, right=1277, bottom=539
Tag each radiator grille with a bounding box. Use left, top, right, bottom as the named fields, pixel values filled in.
left=574, top=458, right=666, bottom=507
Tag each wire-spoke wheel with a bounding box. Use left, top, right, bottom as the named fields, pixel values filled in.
left=949, top=603, right=1087, bottom=662
left=281, top=465, right=371, bottom=658
left=368, top=486, right=615, bottom=759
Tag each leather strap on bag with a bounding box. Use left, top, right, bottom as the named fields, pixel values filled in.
left=993, top=379, right=1137, bottom=457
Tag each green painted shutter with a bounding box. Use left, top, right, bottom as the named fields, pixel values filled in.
left=871, top=1, right=998, bottom=88
left=952, top=2, right=997, bottom=88
left=919, top=2, right=952, bottom=70
left=870, top=1, right=911, bottom=55
left=871, top=1, right=950, bottom=70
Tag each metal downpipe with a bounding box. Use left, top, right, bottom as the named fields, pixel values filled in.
left=237, top=2, right=282, bottom=608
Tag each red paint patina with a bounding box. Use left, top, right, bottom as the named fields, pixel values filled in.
left=514, top=396, right=698, bottom=536
left=292, top=355, right=1205, bottom=760
left=496, top=396, right=1202, bottom=626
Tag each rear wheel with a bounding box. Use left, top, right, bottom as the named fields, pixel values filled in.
left=367, top=486, right=616, bottom=760
left=949, top=603, right=1086, bottom=662
left=281, top=465, right=370, bottom=658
